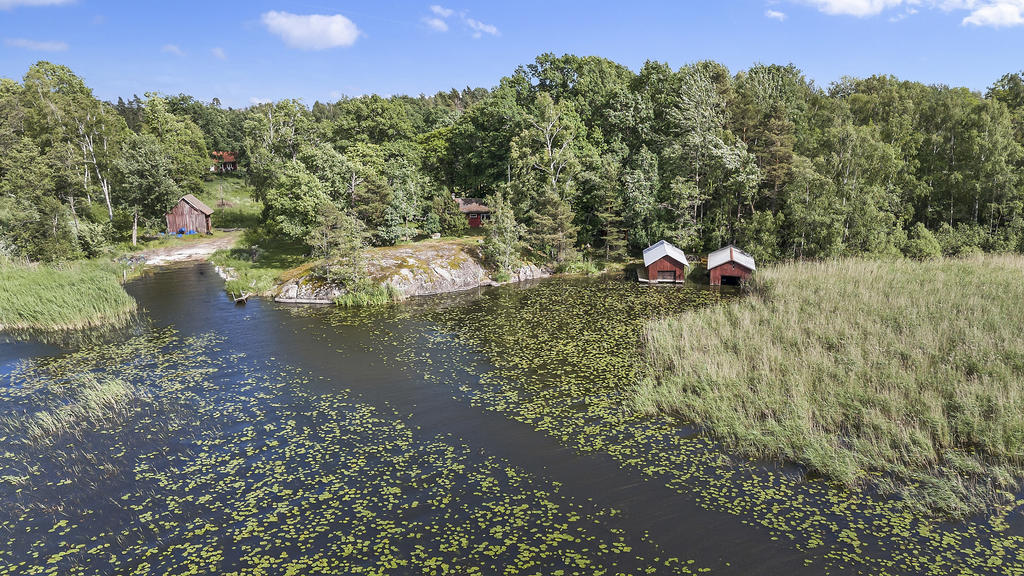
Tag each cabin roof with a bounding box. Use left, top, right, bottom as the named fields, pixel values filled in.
left=643, top=240, right=689, bottom=268
left=708, top=245, right=756, bottom=271
left=212, top=151, right=237, bottom=163
left=179, top=194, right=214, bottom=216
left=456, top=198, right=490, bottom=214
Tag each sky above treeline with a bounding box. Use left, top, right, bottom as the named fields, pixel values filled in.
left=1, top=0, right=1023, bottom=108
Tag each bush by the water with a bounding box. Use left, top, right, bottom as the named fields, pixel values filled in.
left=333, top=281, right=404, bottom=308
left=638, top=255, right=1024, bottom=517
left=0, top=260, right=137, bottom=331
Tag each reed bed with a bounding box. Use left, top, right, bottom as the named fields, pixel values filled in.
left=0, top=260, right=137, bottom=332
left=638, top=255, right=1024, bottom=516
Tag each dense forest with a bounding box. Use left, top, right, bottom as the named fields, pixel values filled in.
left=4, top=55, right=1024, bottom=268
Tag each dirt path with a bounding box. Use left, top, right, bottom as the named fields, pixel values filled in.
left=142, top=232, right=241, bottom=266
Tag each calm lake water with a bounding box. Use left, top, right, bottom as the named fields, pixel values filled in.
left=1, top=263, right=1021, bottom=575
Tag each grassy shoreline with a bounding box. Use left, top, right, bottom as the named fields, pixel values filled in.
left=638, top=255, right=1024, bottom=517
left=0, top=260, right=138, bottom=332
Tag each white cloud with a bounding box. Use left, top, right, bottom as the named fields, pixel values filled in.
left=161, top=44, right=185, bottom=56
left=766, top=9, right=788, bottom=20
left=465, top=17, right=499, bottom=38
left=787, top=0, right=1024, bottom=26
left=211, top=46, right=227, bottom=60
left=249, top=97, right=272, bottom=106
left=0, top=0, right=72, bottom=9
left=430, top=4, right=454, bottom=17
left=261, top=10, right=361, bottom=50
left=4, top=37, right=68, bottom=51
left=423, top=16, right=449, bottom=32
left=962, top=1, right=1024, bottom=26
left=798, top=0, right=906, bottom=17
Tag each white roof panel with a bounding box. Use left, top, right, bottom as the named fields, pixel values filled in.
left=643, top=240, right=689, bottom=268
left=708, top=245, right=756, bottom=271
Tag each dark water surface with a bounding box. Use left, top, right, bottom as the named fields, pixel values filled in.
left=1, top=263, right=1021, bottom=575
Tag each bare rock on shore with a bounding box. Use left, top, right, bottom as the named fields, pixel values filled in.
left=273, top=239, right=550, bottom=303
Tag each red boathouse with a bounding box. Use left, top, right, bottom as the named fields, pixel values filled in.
left=641, top=240, right=689, bottom=284
left=708, top=245, right=756, bottom=286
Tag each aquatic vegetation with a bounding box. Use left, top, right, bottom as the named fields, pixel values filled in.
left=0, top=259, right=137, bottom=332
left=640, top=256, right=1024, bottom=517
left=334, top=281, right=405, bottom=308
left=329, top=276, right=1024, bottom=576
left=0, top=330, right=699, bottom=575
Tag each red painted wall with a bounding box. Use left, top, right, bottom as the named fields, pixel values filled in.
left=467, top=213, right=483, bottom=228
left=709, top=262, right=752, bottom=286
left=646, top=257, right=687, bottom=283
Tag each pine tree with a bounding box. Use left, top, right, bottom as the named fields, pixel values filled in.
left=527, top=186, right=577, bottom=263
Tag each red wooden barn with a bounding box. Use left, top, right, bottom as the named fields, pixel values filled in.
left=641, top=240, right=689, bottom=284
left=166, top=194, right=214, bottom=235
left=456, top=197, right=490, bottom=228
left=708, top=245, right=756, bottom=286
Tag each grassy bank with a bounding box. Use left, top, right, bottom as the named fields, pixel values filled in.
left=0, top=260, right=137, bottom=332
left=209, top=231, right=308, bottom=296
left=638, top=255, right=1024, bottom=516
left=198, top=175, right=261, bottom=229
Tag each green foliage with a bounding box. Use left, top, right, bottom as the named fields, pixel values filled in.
left=482, top=191, right=523, bottom=275
left=6, top=56, right=1024, bottom=268
left=904, top=222, right=943, bottom=260
left=431, top=192, right=468, bottom=237
left=333, top=280, right=404, bottom=307
left=305, top=201, right=367, bottom=284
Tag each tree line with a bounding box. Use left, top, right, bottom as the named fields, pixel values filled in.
left=4, top=55, right=1024, bottom=271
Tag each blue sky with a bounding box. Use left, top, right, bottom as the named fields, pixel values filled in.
left=1, top=0, right=1023, bottom=108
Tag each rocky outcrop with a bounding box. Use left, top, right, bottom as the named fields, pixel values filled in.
left=272, top=239, right=550, bottom=304
left=274, top=279, right=343, bottom=304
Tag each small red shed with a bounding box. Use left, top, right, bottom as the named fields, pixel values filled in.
left=708, top=245, right=756, bottom=286
left=641, top=240, right=689, bottom=284
left=456, top=197, right=490, bottom=228
left=166, top=194, right=214, bottom=235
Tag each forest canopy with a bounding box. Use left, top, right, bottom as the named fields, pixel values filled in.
left=3, top=55, right=1024, bottom=265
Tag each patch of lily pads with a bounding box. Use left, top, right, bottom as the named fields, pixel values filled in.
left=319, top=277, right=1024, bottom=576
left=0, top=330, right=701, bottom=575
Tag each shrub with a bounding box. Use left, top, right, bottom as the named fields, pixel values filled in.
left=904, top=223, right=942, bottom=260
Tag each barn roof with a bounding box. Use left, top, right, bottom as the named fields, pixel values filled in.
left=708, top=245, right=756, bottom=271
left=456, top=198, right=490, bottom=213
left=180, top=194, right=214, bottom=216
left=643, top=240, right=689, bottom=268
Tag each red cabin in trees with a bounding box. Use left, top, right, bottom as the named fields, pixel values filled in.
left=456, top=197, right=490, bottom=228
left=641, top=240, right=689, bottom=284
left=211, top=151, right=238, bottom=173
left=708, top=245, right=756, bottom=286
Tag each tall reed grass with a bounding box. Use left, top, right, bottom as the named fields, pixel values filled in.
left=0, top=260, right=137, bottom=331
left=638, top=255, right=1024, bottom=516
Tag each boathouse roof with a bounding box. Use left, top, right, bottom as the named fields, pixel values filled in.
left=708, top=245, right=756, bottom=271
left=643, top=240, right=689, bottom=268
